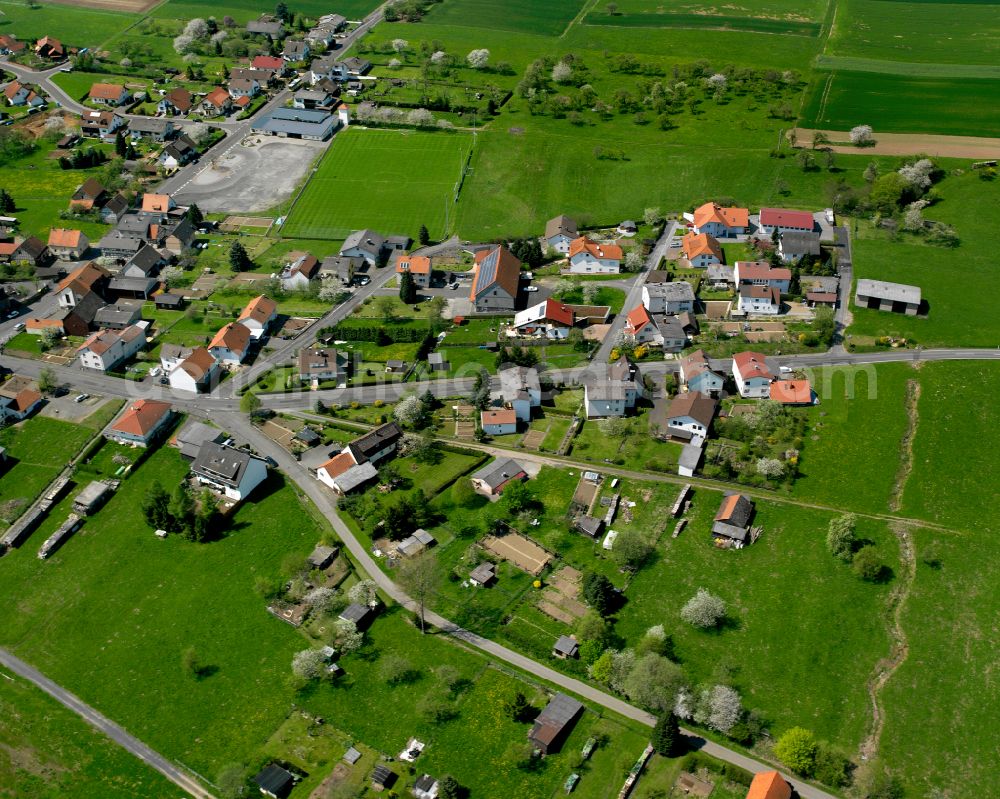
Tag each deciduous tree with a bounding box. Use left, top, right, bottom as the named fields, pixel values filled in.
left=680, top=588, right=726, bottom=628
left=774, top=726, right=818, bottom=775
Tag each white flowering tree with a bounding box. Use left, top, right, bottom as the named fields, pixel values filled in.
left=407, top=108, right=434, bottom=127
left=291, top=648, right=325, bottom=679
left=756, top=457, right=784, bottom=478
left=466, top=48, right=490, bottom=69
left=624, top=251, right=644, bottom=272
left=184, top=18, right=208, bottom=38
left=393, top=395, right=425, bottom=427
left=552, top=62, right=572, bottom=83
left=898, top=158, right=935, bottom=190
left=333, top=618, right=363, bottom=653
left=849, top=124, right=873, bottom=146
left=694, top=685, right=743, bottom=733
left=172, top=34, right=194, bottom=54
left=348, top=579, right=378, bottom=607
left=680, top=588, right=726, bottom=628
left=302, top=586, right=338, bottom=615
left=392, top=38, right=408, bottom=53
left=430, top=50, right=449, bottom=65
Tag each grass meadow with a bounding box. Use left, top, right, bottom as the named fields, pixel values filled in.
left=282, top=128, right=473, bottom=241
left=0, top=0, right=134, bottom=47
left=801, top=71, right=1000, bottom=135
left=847, top=170, right=1000, bottom=347
left=151, top=0, right=382, bottom=24
left=583, top=10, right=821, bottom=36
left=0, top=674, right=176, bottom=798
left=614, top=490, right=899, bottom=749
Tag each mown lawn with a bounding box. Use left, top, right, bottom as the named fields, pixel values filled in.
left=0, top=674, right=177, bottom=799
left=0, top=1, right=134, bottom=46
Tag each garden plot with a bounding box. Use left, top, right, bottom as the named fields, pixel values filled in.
left=481, top=532, right=552, bottom=576
left=538, top=566, right=586, bottom=626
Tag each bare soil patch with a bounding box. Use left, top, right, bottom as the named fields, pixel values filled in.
left=46, top=0, right=160, bottom=10
left=890, top=379, right=920, bottom=512
left=520, top=428, right=545, bottom=449
left=791, top=127, right=1000, bottom=159
left=481, top=531, right=552, bottom=576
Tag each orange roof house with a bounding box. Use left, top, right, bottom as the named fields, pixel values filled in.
left=682, top=232, right=722, bottom=262
left=88, top=83, right=126, bottom=102
left=317, top=451, right=356, bottom=480
left=141, top=193, right=174, bottom=213
left=237, top=294, right=277, bottom=333
left=396, top=254, right=432, bottom=275
left=25, top=317, right=65, bottom=334
left=481, top=408, right=517, bottom=427
left=107, top=399, right=172, bottom=445
left=48, top=228, right=87, bottom=251
left=693, top=202, right=749, bottom=233
left=624, top=304, right=653, bottom=336
left=209, top=321, right=251, bottom=356
left=568, top=237, right=623, bottom=262
left=732, top=351, right=772, bottom=382
left=745, top=771, right=791, bottom=799
left=203, top=87, right=231, bottom=109
left=770, top=380, right=813, bottom=405
left=35, top=36, right=64, bottom=59
left=178, top=347, right=216, bottom=381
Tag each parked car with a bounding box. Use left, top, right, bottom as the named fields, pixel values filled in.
left=359, top=277, right=370, bottom=286
left=74, top=394, right=89, bottom=403
left=525, top=286, right=539, bottom=292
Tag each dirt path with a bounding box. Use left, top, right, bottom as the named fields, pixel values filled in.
left=858, top=523, right=915, bottom=763
left=889, top=379, right=921, bottom=512
left=791, top=128, right=1000, bottom=159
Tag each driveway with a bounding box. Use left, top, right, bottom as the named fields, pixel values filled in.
left=171, top=137, right=327, bottom=213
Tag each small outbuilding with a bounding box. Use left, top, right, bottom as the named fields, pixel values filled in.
left=72, top=480, right=114, bottom=516
left=339, top=602, right=376, bottom=631
left=254, top=763, right=295, bottom=799
left=553, top=635, right=579, bottom=659
left=371, top=764, right=397, bottom=791
left=469, top=561, right=496, bottom=587
left=307, top=544, right=337, bottom=570
left=712, top=493, right=754, bottom=545
left=574, top=515, right=604, bottom=538
left=529, top=693, right=584, bottom=755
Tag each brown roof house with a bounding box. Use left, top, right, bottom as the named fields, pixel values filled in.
left=168, top=347, right=219, bottom=393
left=297, top=347, right=345, bottom=386
left=664, top=392, right=717, bottom=440
left=528, top=694, right=583, bottom=754
left=470, top=245, right=521, bottom=313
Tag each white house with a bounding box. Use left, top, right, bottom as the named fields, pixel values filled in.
left=191, top=441, right=268, bottom=501
left=544, top=215, right=578, bottom=255
left=76, top=323, right=147, bottom=372
left=690, top=202, right=749, bottom=238
left=316, top=452, right=378, bottom=494
left=665, top=391, right=717, bottom=438
left=777, top=231, right=821, bottom=263
left=734, top=261, right=791, bottom=292
left=512, top=298, right=574, bottom=339
left=481, top=408, right=518, bottom=436
left=624, top=304, right=659, bottom=345
left=498, top=366, right=541, bottom=422
left=396, top=254, right=432, bottom=288
left=568, top=237, right=622, bottom=273
left=732, top=351, right=773, bottom=398
left=642, top=282, right=695, bottom=314
left=208, top=322, right=252, bottom=365
left=340, top=229, right=386, bottom=266
left=681, top=232, right=722, bottom=267
left=344, top=422, right=403, bottom=466
left=583, top=358, right=643, bottom=418
left=279, top=252, right=320, bottom=291
left=236, top=295, right=278, bottom=340
left=168, top=347, right=218, bottom=393
left=737, top=284, right=781, bottom=315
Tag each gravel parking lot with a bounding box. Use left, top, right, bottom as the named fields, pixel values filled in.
left=174, top=137, right=327, bottom=213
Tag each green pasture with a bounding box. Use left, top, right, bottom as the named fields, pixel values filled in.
left=0, top=0, right=134, bottom=47
left=282, top=128, right=473, bottom=241
left=584, top=11, right=820, bottom=36
left=0, top=674, right=176, bottom=798
left=151, top=0, right=382, bottom=24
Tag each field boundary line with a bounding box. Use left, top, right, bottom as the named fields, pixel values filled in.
left=815, top=54, right=1000, bottom=80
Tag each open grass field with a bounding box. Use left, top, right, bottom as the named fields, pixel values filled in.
left=792, top=364, right=913, bottom=514
left=847, top=171, right=1000, bottom=347
left=876, top=361, right=1000, bottom=795
left=424, top=0, right=587, bottom=36
left=0, top=0, right=134, bottom=46
left=829, top=0, right=1000, bottom=66
left=0, top=417, right=96, bottom=530
left=801, top=71, right=1000, bottom=136
left=584, top=10, right=821, bottom=36
left=0, top=673, right=176, bottom=799
left=615, top=490, right=898, bottom=749
left=0, top=447, right=322, bottom=776
left=282, top=128, right=473, bottom=242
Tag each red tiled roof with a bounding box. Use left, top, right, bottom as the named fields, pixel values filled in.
left=470, top=245, right=521, bottom=301
left=141, top=194, right=172, bottom=213
left=760, top=208, right=814, bottom=230
left=209, top=322, right=250, bottom=353
left=736, top=261, right=791, bottom=281
left=732, top=351, right=772, bottom=381
left=481, top=409, right=517, bottom=426
left=204, top=87, right=230, bottom=107
left=89, top=83, right=125, bottom=100
left=238, top=294, right=277, bottom=326
left=541, top=298, right=573, bottom=327
left=48, top=228, right=84, bottom=248
left=625, top=304, right=652, bottom=333
left=251, top=55, right=284, bottom=70
left=318, top=451, right=355, bottom=478
left=111, top=399, right=172, bottom=437
left=714, top=494, right=741, bottom=522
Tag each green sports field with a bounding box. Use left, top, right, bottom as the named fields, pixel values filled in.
left=281, top=128, right=474, bottom=241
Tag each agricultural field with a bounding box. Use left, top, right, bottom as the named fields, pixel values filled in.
left=847, top=170, right=1000, bottom=348
left=0, top=674, right=176, bottom=799
left=583, top=10, right=822, bottom=37
left=152, top=0, right=382, bottom=24
left=828, top=0, right=1000, bottom=66
left=424, top=0, right=587, bottom=36
left=801, top=71, right=1000, bottom=136
left=282, top=128, right=474, bottom=242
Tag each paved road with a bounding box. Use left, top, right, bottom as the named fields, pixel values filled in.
left=0, top=648, right=215, bottom=799
left=592, top=221, right=678, bottom=363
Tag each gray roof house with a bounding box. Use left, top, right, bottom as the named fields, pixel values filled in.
left=190, top=441, right=268, bottom=501
left=469, top=561, right=496, bottom=586
left=246, top=19, right=284, bottom=37
left=777, top=231, right=821, bottom=262
left=254, top=763, right=294, bottom=799
left=339, top=602, right=376, bottom=630
left=172, top=420, right=224, bottom=459
left=529, top=693, right=584, bottom=754
left=855, top=279, right=921, bottom=316
left=340, top=229, right=386, bottom=265
left=470, top=457, right=527, bottom=495
left=307, top=544, right=337, bottom=570
left=128, top=116, right=174, bottom=141
left=678, top=443, right=703, bottom=478
left=319, top=254, right=363, bottom=285
left=345, top=421, right=402, bottom=465
left=553, top=635, right=579, bottom=659
left=94, top=302, right=143, bottom=329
